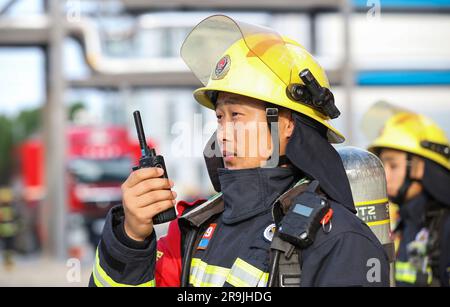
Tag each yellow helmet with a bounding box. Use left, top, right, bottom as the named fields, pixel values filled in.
left=181, top=15, right=344, bottom=144
left=369, top=112, right=450, bottom=170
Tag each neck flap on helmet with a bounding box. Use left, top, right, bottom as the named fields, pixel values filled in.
left=285, top=113, right=355, bottom=212
left=203, top=131, right=224, bottom=192
left=422, top=158, right=450, bottom=207
left=203, top=113, right=355, bottom=213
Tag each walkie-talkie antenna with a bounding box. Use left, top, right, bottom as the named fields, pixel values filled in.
left=133, top=111, right=150, bottom=156
left=131, top=110, right=176, bottom=224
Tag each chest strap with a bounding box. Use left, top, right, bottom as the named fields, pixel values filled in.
left=268, top=235, right=302, bottom=287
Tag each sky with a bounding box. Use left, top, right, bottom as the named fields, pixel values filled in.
left=0, top=0, right=44, bottom=115
left=0, top=48, right=45, bottom=115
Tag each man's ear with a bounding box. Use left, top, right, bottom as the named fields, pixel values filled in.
left=281, top=111, right=295, bottom=139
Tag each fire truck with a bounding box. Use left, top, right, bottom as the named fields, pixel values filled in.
left=16, top=125, right=143, bottom=254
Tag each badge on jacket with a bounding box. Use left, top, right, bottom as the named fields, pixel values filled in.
left=197, top=223, right=217, bottom=250
left=263, top=223, right=276, bottom=242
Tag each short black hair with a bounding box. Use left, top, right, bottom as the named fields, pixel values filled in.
left=208, top=90, right=290, bottom=114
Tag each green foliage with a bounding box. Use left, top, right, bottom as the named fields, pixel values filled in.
left=68, top=101, right=85, bottom=121
left=0, top=102, right=85, bottom=185
left=0, top=107, right=42, bottom=185
left=0, top=115, right=14, bottom=185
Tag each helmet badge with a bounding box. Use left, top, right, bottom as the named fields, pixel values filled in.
left=213, top=55, right=231, bottom=80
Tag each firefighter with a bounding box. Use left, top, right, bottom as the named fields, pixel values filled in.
left=368, top=106, right=450, bottom=287
left=90, top=15, right=389, bottom=287
left=0, top=187, right=18, bottom=270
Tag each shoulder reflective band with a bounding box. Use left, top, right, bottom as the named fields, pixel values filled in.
left=395, top=261, right=432, bottom=285
left=226, top=258, right=269, bottom=287
left=190, top=258, right=230, bottom=287
left=93, top=249, right=155, bottom=287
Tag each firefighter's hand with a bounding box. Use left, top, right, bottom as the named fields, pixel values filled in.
left=121, top=167, right=177, bottom=241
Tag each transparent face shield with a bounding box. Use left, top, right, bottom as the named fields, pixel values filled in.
left=361, top=101, right=411, bottom=143
left=180, top=14, right=297, bottom=87
left=181, top=15, right=341, bottom=119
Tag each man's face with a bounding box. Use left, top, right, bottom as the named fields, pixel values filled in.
left=215, top=92, right=294, bottom=170
left=379, top=149, right=424, bottom=200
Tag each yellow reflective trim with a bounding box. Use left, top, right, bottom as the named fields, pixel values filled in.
left=190, top=275, right=220, bottom=287
left=395, top=261, right=411, bottom=270
left=191, top=258, right=230, bottom=276
left=258, top=273, right=269, bottom=286
left=234, top=258, right=264, bottom=278
left=226, top=272, right=269, bottom=287
left=395, top=271, right=416, bottom=284
left=92, top=268, right=104, bottom=287
left=226, top=258, right=269, bottom=287
left=395, top=261, right=432, bottom=285
left=366, top=219, right=391, bottom=227
left=190, top=258, right=230, bottom=287
left=189, top=258, right=269, bottom=287
left=227, top=273, right=250, bottom=287
left=94, top=249, right=155, bottom=287
left=355, top=198, right=389, bottom=207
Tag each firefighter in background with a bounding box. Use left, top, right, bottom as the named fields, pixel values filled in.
left=90, top=15, right=389, bottom=287
left=0, top=187, right=18, bottom=270
left=367, top=104, right=450, bottom=287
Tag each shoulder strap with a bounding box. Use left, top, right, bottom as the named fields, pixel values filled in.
left=268, top=178, right=311, bottom=287
left=272, top=178, right=311, bottom=224
left=180, top=193, right=223, bottom=227
left=268, top=235, right=302, bottom=287
left=179, top=193, right=224, bottom=287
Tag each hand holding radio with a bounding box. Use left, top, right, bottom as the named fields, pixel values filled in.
left=121, top=111, right=177, bottom=242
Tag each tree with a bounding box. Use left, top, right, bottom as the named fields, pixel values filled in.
left=0, top=107, right=42, bottom=185
left=0, top=115, right=13, bottom=185
left=68, top=101, right=85, bottom=121
left=0, top=101, right=85, bottom=185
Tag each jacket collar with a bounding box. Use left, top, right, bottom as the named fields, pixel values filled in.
left=399, top=193, right=429, bottom=226
left=218, top=166, right=298, bottom=224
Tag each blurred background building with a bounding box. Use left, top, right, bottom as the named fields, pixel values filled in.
left=0, top=0, right=449, bottom=286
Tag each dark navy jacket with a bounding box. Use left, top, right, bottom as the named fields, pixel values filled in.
left=89, top=170, right=390, bottom=287
left=395, top=193, right=450, bottom=287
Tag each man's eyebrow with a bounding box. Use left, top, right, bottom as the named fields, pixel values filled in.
left=217, top=97, right=243, bottom=106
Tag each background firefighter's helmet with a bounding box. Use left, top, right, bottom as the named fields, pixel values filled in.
left=338, top=146, right=395, bottom=285
left=180, top=14, right=344, bottom=143
left=365, top=102, right=450, bottom=170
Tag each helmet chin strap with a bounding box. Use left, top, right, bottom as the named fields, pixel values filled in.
left=390, top=153, right=422, bottom=205
left=265, top=107, right=289, bottom=168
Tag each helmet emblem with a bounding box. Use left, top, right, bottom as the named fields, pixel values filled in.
left=213, top=55, right=231, bottom=80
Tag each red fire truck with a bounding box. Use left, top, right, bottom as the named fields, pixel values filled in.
left=17, top=125, right=143, bottom=253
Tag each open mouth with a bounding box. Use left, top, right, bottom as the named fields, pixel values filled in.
left=222, top=151, right=236, bottom=157
left=222, top=150, right=237, bottom=162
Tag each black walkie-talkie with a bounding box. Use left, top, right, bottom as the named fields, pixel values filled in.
left=132, top=110, right=177, bottom=224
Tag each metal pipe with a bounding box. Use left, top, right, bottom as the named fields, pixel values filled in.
left=341, top=0, right=354, bottom=145
left=43, top=0, right=67, bottom=260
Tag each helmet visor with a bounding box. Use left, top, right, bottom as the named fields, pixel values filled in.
left=180, top=14, right=297, bottom=87
left=362, top=101, right=412, bottom=143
